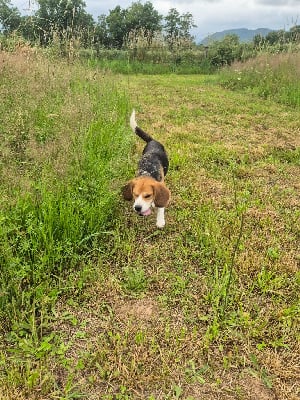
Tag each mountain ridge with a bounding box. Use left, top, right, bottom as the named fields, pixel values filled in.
left=200, top=28, right=273, bottom=44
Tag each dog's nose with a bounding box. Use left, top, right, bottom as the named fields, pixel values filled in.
left=134, top=205, right=142, bottom=213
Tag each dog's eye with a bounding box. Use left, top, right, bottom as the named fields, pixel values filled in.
left=144, top=194, right=151, bottom=199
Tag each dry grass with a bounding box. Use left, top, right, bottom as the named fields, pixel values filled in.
left=231, top=51, right=300, bottom=76
left=0, top=47, right=102, bottom=200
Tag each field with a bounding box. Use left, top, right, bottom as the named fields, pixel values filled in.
left=0, top=48, right=299, bottom=400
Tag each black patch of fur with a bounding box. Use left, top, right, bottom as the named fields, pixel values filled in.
left=135, top=127, right=169, bottom=182
left=135, top=126, right=152, bottom=143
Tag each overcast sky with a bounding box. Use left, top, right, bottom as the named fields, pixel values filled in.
left=12, top=0, right=300, bottom=40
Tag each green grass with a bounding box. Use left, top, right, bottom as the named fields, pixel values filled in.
left=219, top=52, right=300, bottom=107
left=0, top=50, right=132, bottom=342
left=86, top=56, right=214, bottom=75
left=0, top=50, right=299, bottom=400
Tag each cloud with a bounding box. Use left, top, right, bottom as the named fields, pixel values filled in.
left=150, top=0, right=299, bottom=39
left=10, top=0, right=300, bottom=40
left=256, top=0, right=300, bottom=6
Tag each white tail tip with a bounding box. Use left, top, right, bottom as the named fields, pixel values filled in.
left=130, top=109, right=137, bottom=132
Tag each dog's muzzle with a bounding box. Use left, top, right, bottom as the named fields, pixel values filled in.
left=134, top=205, right=152, bottom=216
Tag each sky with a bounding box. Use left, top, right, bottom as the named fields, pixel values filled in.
left=11, top=0, right=300, bottom=41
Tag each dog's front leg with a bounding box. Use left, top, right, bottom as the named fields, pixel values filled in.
left=156, top=207, right=165, bottom=228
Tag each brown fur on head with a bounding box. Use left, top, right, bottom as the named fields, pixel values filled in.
left=122, top=176, right=170, bottom=208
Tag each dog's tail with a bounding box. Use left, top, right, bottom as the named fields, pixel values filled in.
left=130, top=109, right=152, bottom=143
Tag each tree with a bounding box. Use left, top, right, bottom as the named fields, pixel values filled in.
left=102, top=2, right=162, bottom=49
left=265, top=29, right=285, bottom=45
left=0, top=0, right=21, bottom=33
left=105, top=5, right=127, bottom=49
left=164, top=8, right=196, bottom=48
left=287, top=25, right=300, bottom=42
left=126, top=1, right=162, bottom=43
left=93, top=14, right=109, bottom=50
left=253, top=33, right=266, bottom=49
left=208, top=34, right=241, bottom=67
left=164, top=8, right=180, bottom=43
left=178, top=12, right=196, bottom=41
left=34, top=0, right=94, bottom=45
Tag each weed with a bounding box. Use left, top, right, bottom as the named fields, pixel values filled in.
left=122, top=266, right=148, bottom=295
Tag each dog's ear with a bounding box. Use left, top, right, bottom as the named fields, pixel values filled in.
left=122, top=180, right=134, bottom=201
left=153, top=183, right=170, bottom=207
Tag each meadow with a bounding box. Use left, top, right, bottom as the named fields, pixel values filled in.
left=0, top=47, right=299, bottom=399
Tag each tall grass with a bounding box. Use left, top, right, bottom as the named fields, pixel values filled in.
left=85, top=52, right=214, bottom=75
left=219, top=52, right=300, bottom=107
left=0, top=49, right=132, bottom=334
left=86, top=56, right=214, bottom=74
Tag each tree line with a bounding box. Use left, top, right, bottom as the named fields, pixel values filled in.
left=0, top=0, right=196, bottom=49
left=1, top=0, right=299, bottom=71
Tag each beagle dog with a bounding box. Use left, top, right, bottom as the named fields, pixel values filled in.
left=123, top=110, right=170, bottom=228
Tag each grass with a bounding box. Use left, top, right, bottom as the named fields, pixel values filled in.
left=86, top=55, right=214, bottom=75
left=219, top=52, right=300, bottom=107
left=0, top=47, right=132, bottom=380
left=0, top=49, right=299, bottom=399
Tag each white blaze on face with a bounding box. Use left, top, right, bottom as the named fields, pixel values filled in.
left=133, top=194, right=152, bottom=216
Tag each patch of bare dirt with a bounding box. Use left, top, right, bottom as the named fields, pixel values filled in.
left=114, top=298, right=159, bottom=323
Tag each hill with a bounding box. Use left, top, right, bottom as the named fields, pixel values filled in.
left=201, top=27, right=272, bottom=44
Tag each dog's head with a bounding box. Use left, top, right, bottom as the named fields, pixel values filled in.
left=123, top=176, right=170, bottom=216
